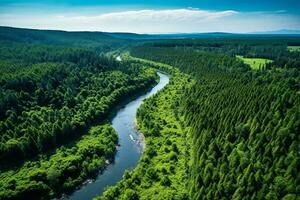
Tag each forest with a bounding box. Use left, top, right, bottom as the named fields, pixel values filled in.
left=0, top=26, right=299, bottom=200
left=129, top=40, right=300, bottom=199
left=0, top=28, right=158, bottom=199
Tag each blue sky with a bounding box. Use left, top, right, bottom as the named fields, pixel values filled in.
left=0, top=0, right=300, bottom=33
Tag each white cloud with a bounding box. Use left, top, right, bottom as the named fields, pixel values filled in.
left=90, top=9, right=238, bottom=21
left=0, top=8, right=299, bottom=33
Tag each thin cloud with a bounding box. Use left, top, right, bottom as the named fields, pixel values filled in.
left=52, top=9, right=238, bottom=26
left=90, top=9, right=238, bottom=21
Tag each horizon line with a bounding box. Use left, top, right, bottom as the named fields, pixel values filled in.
left=1, top=25, right=300, bottom=35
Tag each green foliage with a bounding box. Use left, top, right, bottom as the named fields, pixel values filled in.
left=0, top=41, right=157, bottom=165
left=0, top=125, right=117, bottom=199
left=288, top=46, right=300, bottom=52
left=236, top=55, right=272, bottom=70
left=135, top=38, right=300, bottom=70
left=97, top=69, right=193, bottom=200
left=130, top=43, right=300, bottom=200
left=2, top=29, right=300, bottom=200
left=0, top=26, right=129, bottom=51
left=0, top=31, right=157, bottom=199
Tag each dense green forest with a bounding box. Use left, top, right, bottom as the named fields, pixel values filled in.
left=0, top=26, right=130, bottom=51
left=0, top=27, right=158, bottom=199
left=0, top=26, right=299, bottom=200
left=0, top=41, right=157, bottom=166
left=0, top=124, right=117, bottom=199
left=140, top=36, right=300, bottom=70
left=130, top=41, right=300, bottom=199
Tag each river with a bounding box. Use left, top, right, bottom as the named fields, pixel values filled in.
left=65, top=72, right=169, bottom=200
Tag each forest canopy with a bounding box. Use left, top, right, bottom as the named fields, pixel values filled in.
left=0, top=27, right=299, bottom=200
left=130, top=41, right=300, bottom=200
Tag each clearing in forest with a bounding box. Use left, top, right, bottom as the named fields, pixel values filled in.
left=287, top=46, right=300, bottom=52
left=236, top=55, right=272, bottom=70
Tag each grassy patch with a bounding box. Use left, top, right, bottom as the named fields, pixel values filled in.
left=236, top=55, right=272, bottom=70
left=287, top=46, right=300, bottom=52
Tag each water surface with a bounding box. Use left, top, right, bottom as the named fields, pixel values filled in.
left=66, top=72, right=169, bottom=200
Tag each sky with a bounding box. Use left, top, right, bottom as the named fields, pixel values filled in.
left=0, top=0, right=300, bottom=33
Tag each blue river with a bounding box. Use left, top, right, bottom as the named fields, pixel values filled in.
left=66, top=72, right=169, bottom=200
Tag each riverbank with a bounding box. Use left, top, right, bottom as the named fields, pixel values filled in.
left=97, top=60, right=193, bottom=200
left=0, top=66, right=158, bottom=200
left=66, top=72, right=169, bottom=200
left=134, top=118, right=146, bottom=151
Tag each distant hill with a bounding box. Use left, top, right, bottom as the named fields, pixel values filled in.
left=0, top=27, right=242, bottom=44
left=0, top=26, right=128, bottom=50
left=107, top=32, right=238, bottom=40
left=1, top=26, right=300, bottom=48
left=106, top=32, right=159, bottom=40
left=108, top=31, right=300, bottom=40
left=250, top=29, right=300, bottom=35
